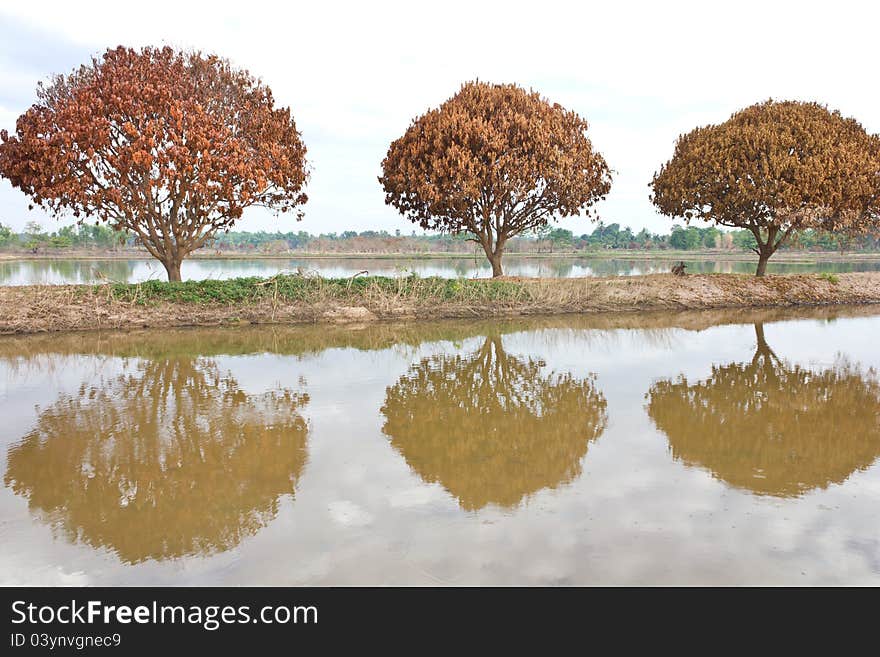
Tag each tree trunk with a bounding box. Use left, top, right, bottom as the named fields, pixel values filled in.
left=752, top=225, right=780, bottom=277
left=755, top=242, right=777, bottom=276
left=162, top=257, right=183, bottom=282
left=480, top=237, right=505, bottom=277
left=489, top=253, right=503, bottom=277
left=755, top=251, right=770, bottom=277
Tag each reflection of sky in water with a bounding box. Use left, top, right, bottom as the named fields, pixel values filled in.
left=0, top=310, right=879, bottom=585
left=2, top=256, right=880, bottom=284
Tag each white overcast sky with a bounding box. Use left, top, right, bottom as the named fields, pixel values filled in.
left=1, top=0, right=878, bottom=235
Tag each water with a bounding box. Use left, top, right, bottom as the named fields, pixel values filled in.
left=2, top=255, right=880, bottom=285
left=1, top=307, right=879, bottom=585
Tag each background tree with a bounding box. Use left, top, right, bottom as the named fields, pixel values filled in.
left=651, top=100, right=880, bottom=275
left=546, top=227, right=575, bottom=252
left=381, top=334, right=607, bottom=510
left=0, top=46, right=308, bottom=281
left=379, top=81, right=611, bottom=277
left=0, top=223, right=13, bottom=247
left=22, top=220, right=45, bottom=253
left=646, top=323, right=880, bottom=497
left=669, top=225, right=702, bottom=251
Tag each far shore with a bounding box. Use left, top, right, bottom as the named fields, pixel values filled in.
left=3, top=249, right=880, bottom=264
left=2, top=271, right=879, bottom=335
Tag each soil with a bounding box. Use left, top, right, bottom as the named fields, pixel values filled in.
left=1, top=272, right=879, bottom=335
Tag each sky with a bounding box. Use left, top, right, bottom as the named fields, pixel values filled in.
left=1, top=0, right=879, bottom=236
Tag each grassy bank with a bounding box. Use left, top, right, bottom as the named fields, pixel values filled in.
left=2, top=271, right=880, bottom=335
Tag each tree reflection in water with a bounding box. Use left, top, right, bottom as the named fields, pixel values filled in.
left=646, top=323, right=880, bottom=497
left=381, top=335, right=607, bottom=511
left=5, top=356, right=309, bottom=563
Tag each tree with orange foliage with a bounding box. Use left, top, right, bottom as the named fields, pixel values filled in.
left=0, top=46, right=308, bottom=281
left=379, top=82, right=611, bottom=277
left=651, top=100, right=880, bottom=276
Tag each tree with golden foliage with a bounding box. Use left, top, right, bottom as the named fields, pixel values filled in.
left=0, top=46, right=308, bottom=281
left=380, top=82, right=611, bottom=277
left=651, top=100, right=880, bottom=276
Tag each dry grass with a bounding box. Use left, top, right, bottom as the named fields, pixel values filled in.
left=1, top=272, right=880, bottom=335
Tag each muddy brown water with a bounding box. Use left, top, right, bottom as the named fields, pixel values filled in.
left=1, top=307, right=879, bottom=585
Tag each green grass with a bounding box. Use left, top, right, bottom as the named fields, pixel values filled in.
left=108, top=274, right=532, bottom=306
left=817, top=272, right=840, bottom=284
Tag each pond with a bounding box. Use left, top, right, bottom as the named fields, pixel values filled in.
left=2, top=255, right=880, bottom=285
left=1, top=307, right=879, bottom=584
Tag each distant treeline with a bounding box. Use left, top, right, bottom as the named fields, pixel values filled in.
left=0, top=222, right=130, bottom=252
left=2, top=220, right=879, bottom=254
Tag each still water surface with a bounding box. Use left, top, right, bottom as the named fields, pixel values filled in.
left=1, top=307, right=879, bottom=584
left=3, top=255, right=880, bottom=285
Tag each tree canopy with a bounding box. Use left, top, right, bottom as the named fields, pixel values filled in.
left=0, top=46, right=308, bottom=280
left=651, top=100, right=880, bottom=275
left=379, top=81, right=611, bottom=276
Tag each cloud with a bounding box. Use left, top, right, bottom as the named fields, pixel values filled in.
left=0, top=14, right=94, bottom=108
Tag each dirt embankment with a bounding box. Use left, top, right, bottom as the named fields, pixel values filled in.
left=1, top=272, right=879, bottom=335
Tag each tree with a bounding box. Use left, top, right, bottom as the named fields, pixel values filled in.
left=0, top=223, right=16, bottom=247
left=732, top=229, right=758, bottom=252
left=23, top=220, right=43, bottom=238
left=380, top=334, right=607, bottom=510
left=48, top=233, right=72, bottom=249
left=701, top=226, right=721, bottom=249
left=547, top=227, right=574, bottom=251
left=646, top=323, right=880, bottom=497
left=5, top=355, right=310, bottom=563
left=23, top=220, right=45, bottom=253
left=651, top=100, right=880, bottom=275
left=0, top=46, right=308, bottom=281
left=379, top=81, right=611, bottom=277
left=669, top=225, right=702, bottom=250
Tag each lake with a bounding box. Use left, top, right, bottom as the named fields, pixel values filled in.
left=1, top=307, right=879, bottom=585
left=3, top=255, right=880, bottom=285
